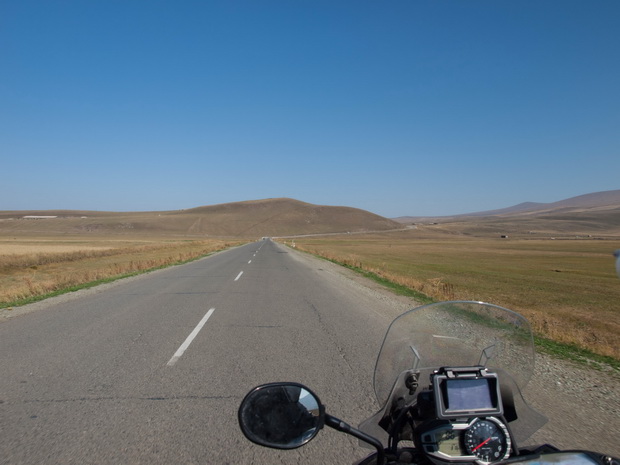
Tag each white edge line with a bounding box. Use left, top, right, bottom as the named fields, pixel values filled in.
left=235, top=271, right=244, bottom=281
left=167, top=308, right=215, bottom=366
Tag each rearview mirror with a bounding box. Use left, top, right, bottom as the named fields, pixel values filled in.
left=238, top=382, right=324, bottom=449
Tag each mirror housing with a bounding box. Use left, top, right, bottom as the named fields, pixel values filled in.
left=238, top=382, right=325, bottom=449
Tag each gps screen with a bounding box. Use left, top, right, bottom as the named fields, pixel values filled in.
left=446, top=378, right=493, bottom=411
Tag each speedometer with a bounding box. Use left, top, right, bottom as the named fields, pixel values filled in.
left=463, top=418, right=511, bottom=463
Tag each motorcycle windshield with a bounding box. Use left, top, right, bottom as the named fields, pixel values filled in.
left=362, top=301, right=547, bottom=446
left=373, top=301, right=535, bottom=407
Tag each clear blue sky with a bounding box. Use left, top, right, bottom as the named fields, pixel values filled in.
left=2, top=1, right=618, bottom=217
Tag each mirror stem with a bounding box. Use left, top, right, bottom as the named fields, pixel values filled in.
left=325, top=414, right=386, bottom=465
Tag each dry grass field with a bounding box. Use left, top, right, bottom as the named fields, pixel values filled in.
left=0, top=236, right=241, bottom=305
left=287, top=228, right=620, bottom=360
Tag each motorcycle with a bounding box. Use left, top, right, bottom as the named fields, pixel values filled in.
left=238, top=301, right=619, bottom=465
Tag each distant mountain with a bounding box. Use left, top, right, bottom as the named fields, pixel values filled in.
left=0, top=198, right=401, bottom=238
left=394, top=189, right=620, bottom=223
left=452, top=202, right=546, bottom=217
left=528, top=189, right=620, bottom=211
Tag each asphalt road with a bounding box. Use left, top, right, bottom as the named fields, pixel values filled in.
left=0, top=240, right=399, bottom=464
left=1, top=240, right=618, bottom=464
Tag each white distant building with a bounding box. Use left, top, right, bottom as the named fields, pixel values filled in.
left=22, top=216, right=58, bottom=219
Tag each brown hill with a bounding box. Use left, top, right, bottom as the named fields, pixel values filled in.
left=0, top=198, right=401, bottom=238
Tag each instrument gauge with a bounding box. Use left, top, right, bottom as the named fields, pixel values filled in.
left=463, top=418, right=510, bottom=463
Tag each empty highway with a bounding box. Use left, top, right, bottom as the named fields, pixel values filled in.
left=1, top=240, right=618, bottom=463
left=0, top=240, right=404, bottom=464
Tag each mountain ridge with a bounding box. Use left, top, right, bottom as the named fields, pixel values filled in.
left=1, top=191, right=619, bottom=238
left=393, top=189, right=620, bottom=222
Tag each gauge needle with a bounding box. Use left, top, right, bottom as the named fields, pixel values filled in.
left=472, top=438, right=492, bottom=452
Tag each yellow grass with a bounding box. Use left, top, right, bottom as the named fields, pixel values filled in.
left=287, top=231, right=620, bottom=359
left=0, top=244, right=115, bottom=255
left=0, top=237, right=242, bottom=304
